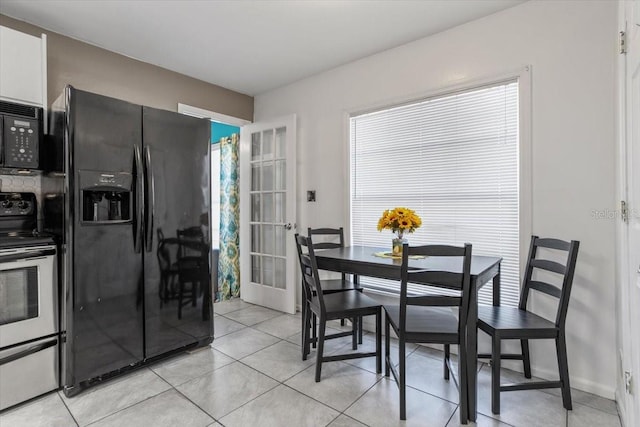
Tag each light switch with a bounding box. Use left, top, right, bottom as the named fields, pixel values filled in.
left=307, top=190, right=316, bottom=202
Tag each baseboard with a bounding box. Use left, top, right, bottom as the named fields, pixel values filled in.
left=615, top=388, right=628, bottom=427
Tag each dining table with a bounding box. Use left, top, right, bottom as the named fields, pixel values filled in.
left=313, top=245, right=502, bottom=423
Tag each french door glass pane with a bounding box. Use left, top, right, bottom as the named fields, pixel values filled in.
left=275, top=127, right=286, bottom=158
left=274, top=226, right=285, bottom=256
left=251, top=133, right=261, bottom=161
left=251, top=255, right=261, bottom=284
left=274, top=258, right=286, bottom=289
left=251, top=225, right=260, bottom=252
left=251, top=194, right=260, bottom=221
left=263, top=130, right=274, bottom=160
left=262, top=256, right=273, bottom=286
left=261, top=224, right=274, bottom=255
left=275, top=160, right=286, bottom=191
left=262, top=193, right=273, bottom=222
left=262, top=162, right=274, bottom=191
left=274, top=193, right=285, bottom=223
left=251, top=164, right=260, bottom=191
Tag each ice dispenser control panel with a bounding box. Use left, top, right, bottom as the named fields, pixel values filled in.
left=3, top=116, right=40, bottom=168
left=80, top=170, right=132, bottom=224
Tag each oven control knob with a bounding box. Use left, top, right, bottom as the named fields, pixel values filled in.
left=17, top=201, right=29, bottom=210
left=1, top=200, right=13, bottom=209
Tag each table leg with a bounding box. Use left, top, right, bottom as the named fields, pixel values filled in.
left=467, top=279, right=478, bottom=423
left=355, top=274, right=363, bottom=344
left=493, top=264, right=501, bottom=306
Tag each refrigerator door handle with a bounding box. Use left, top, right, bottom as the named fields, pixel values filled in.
left=144, top=146, right=155, bottom=252
left=134, top=144, right=144, bottom=253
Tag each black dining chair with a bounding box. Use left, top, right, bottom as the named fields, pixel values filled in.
left=384, top=243, right=473, bottom=423
left=477, top=235, right=579, bottom=414
left=176, top=226, right=209, bottom=319
left=157, top=229, right=180, bottom=306
left=306, top=227, right=364, bottom=347
left=295, top=234, right=382, bottom=381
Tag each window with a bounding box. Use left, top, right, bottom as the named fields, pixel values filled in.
left=350, top=80, right=520, bottom=306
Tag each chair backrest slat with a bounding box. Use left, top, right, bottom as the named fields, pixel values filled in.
left=307, top=227, right=344, bottom=248
left=312, top=242, right=341, bottom=250
left=519, top=235, right=580, bottom=327
left=308, top=227, right=345, bottom=236
left=530, top=259, right=566, bottom=275
left=528, top=280, right=562, bottom=298
left=535, top=237, right=572, bottom=251
left=408, top=245, right=467, bottom=257
left=409, top=294, right=462, bottom=307
left=407, top=271, right=467, bottom=289
left=400, top=243, right=472, bottom=338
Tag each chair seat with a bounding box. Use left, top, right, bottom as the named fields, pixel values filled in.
left=318, top=278, right=362, bottom=294
left=477, top=305, right=558, bottom=339
left=384, top=305, right=459, bottom=343
left=311, top=291, right=381, bottom=320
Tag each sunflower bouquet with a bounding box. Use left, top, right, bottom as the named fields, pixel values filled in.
left=377, top=207, right=422, bottom=239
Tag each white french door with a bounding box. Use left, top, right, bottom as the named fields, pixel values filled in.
left=622, top=1, right=640, bottom=425
left=239, top=115, right=297, bottom=314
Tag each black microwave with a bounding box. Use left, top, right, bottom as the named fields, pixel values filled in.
left=0, top=100, right=44, bottom=170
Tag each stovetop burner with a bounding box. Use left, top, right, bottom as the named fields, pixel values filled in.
left=0, top=192, right=55, bottom=248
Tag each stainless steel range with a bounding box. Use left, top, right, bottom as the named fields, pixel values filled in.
left=0, top=192, right=58, bottom=411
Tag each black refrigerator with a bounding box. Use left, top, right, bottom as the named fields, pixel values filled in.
left=46, top=86, right=213, bottom=396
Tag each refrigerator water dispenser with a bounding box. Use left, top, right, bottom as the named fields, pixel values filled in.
left=79, top=170, right=132, bottom=223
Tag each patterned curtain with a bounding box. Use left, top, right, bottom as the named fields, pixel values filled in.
left=218, top=133, right=240, bottom=300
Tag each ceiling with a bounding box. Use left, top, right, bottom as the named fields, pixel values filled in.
left=0, top=1, right=524, bottom=96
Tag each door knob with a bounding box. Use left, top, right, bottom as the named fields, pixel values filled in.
left=283, top=223, right=292, bottom=230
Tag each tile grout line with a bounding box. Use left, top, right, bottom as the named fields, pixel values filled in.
left=55, top=391, right=81, bottom=427
left=148, top=368, right=220, bottom=426
left=443, top=404, right=458, bottom=427
left=80, top=373, right=170, bottom=427
left=336, top=375, right=383, bottom=425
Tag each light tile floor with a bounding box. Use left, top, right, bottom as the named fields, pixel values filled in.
left=0, top=299, right=621, bottom=427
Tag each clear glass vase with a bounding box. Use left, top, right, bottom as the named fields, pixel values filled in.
left=392, top=233, right=407, bottom=255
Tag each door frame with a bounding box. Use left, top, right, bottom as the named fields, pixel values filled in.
left=177, top=103, right=250, bottom=300
left=616, top=1, right=640, bottom=425
left=178, top=104, right=251, bottom=128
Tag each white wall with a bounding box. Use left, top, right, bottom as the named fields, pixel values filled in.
left=255, top=1, right=617, bottom=398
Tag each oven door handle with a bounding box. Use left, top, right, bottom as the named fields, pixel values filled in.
left=0, top=338, right=57, bottom=366
left=0, top=249, right=56, bottom=263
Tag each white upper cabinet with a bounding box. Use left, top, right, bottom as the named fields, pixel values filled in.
left=0, top=26, right=47, bottom=108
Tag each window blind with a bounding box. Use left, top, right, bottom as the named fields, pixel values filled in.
left=350, top=81, right=520, bottom=306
